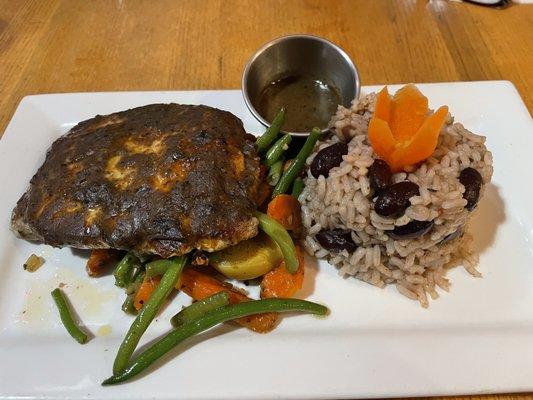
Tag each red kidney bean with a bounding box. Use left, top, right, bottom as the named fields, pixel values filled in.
left=459, top=168, right=482, bottom=211
left=316, top=229, right=357, bottom=252
left=388, top=220, right=434, bottom=240
left=310, top=142, right=348, bottom=178
left=368, top=159, right=392, bottom=195
left=374, top=181, right=420, bottom=217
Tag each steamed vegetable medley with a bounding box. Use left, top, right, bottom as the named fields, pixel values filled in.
left=49, top=109, right=328, bottom=385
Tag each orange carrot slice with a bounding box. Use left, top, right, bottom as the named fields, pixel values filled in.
left=389, top=106, right=449, bottom=171
left=134, top=275, right=161, bottom=311
left=178, top=268, right=278, bottom=333
left=368, top=118, right=397, bottom=161
left=261, top=246, right=305, bottom=299
left=374, top=86, right=392, bottom=121
left=179, top=268, right=249, bottom=304
left=389, top=84, right=429, bottom=142
left=267, top=194, right=301, bottom=230
left=86, top=249, right=117, bottom=277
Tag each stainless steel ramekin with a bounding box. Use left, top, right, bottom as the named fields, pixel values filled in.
left=242, top=34, right=360, bottom=137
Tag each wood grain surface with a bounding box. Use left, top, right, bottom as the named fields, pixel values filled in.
left=0, top=0, right=532, bottom=136
left=1, top=1, right=532, bottom=399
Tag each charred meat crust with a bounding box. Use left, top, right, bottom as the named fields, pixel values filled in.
left=11, top=104, right=261, bottom=257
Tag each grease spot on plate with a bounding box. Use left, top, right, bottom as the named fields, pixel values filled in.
left=18, top=267, right=116, bottom=328
left=97, top=324, right=112, bottom=336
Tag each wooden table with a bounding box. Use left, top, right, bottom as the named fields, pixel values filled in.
left=1, top=1, right=532, bottom=399
left=1, top=0, right=532, bottom=136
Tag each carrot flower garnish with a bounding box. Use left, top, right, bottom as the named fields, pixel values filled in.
left=368, top=84, right=448, bottom=172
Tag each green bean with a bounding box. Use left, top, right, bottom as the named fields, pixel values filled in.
left=255, top=108, right=286, bottom=153
left=51, top=288, right=88, bottom=344
left=125, top=269, right=145, bottom=296
left=136, top=253, right=152, bottom=263
left=170, top=291, right=229, bottom=328
left=121, top=294, right=138, bottom=315
left=130, top=264, right=144, bottom=281
left=145, top=259, right=173, bottom=279
left=267, top=158, right=284, bottom=186
left=123, top=270, right=147, bottom=314
left=113, top=256, right=187, bottom=374
left=102, top=298, right=328, bottom=385
left=265, top=134, right=292, bottom=167
left=291, top=177, right=304, bottom=198
left=254, top=211, right=298, bottom=273
left=272, top=127, right=321, bottom=197
left=114, top=252, right=139, bottom=288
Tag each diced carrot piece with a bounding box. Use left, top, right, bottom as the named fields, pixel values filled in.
left=261, top=246, right=305, bottom=299
left=236, top=312, right=278, bottom=333
left=134, top=275, right=161, bottom=311
left=389, top=106, right=449, bottom=172
left=267, top=194, right=301, bottom=230
left=374, top=86, right=392, bottom=121
left=179, top=268, right=249, bottom=303
left=86, top=249, right=117, bottom=277
left=368, top=118, right=397, bottom=160
left=178, top=268, right=278, bottom=333
left=389, top=84, right=429, bottom=142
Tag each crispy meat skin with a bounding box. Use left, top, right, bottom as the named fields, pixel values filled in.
left=11, top=104, right=261, bottom=257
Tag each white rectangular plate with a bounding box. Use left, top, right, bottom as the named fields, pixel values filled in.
left=1, top=82, right=532, bottom=400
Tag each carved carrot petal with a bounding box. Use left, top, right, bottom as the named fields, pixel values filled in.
left=368, top=118, right=397, bottom=161
left=374, top=86, right=392, bottom=121
left=389, top=106, right=449, bottom=171
left=369, top=84, right=448, bottom=172
left=389, top=84, right=429, bottom=142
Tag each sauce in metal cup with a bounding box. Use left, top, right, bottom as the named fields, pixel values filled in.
left=242, top=35, right=360, bottom=137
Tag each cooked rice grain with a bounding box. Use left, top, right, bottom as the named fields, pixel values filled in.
left=300, top=92, right=493, bottom=307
